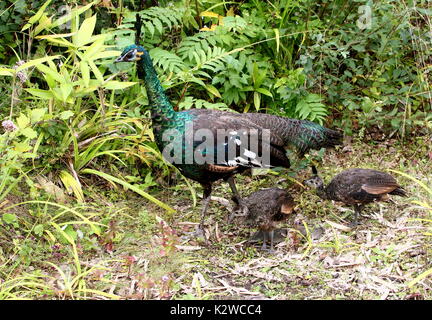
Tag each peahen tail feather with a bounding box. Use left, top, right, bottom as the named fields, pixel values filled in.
left=290, top=120, right=343, bottom=156
left=242, top=113, right=343, bottom=156
left=389, top=187, right=407, bottom=197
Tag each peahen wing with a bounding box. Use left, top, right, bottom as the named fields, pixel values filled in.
left=185, top=110, right=291, bottom=170
left=182, top=109, right=342, bottom=158
left=240, top=113, right=343, bottom=156
left=328, top=169, right=402, bottom=204
left=361, top=170, right=400, bottom=195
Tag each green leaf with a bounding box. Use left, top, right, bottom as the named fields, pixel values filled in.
left=16, top=113, right=30, bottom=129
left=35, top=36, right=74, bottom=48
left=60, top=83, right=73, bottom=102
left=254, top=91, right=261, bottom=111
left=273, top=28, right=280, bottom=53
left=88, top=60, right=104, bottom=83
left=408, top=268, right=432, bottom=288
left=30, top=108, right=47, bottom=123
left=255, top=88, right=273, bottom=98
left=82, top=169, right=175, bottom=214
left=91, top=50, right=122, bottom=60
left=51, top=2, right=95, bottom=29
left=34, top=224, right=44, bottom=236
left=15, top=56, right=61, bottom=72
left=205, top=84, right=221, bottom=98
left=21, top=23, right=32, bottom=31
left=33, top=14, right=52, bottom=36
left=241, top=86, right=254, bottom=92
left=14, top=142, right=32, bottom=153
left=59, top=170, right=84, bottom=202
left=75, top=15, right=97, bottom=47
left=21, top=127, right=38, bottom=139
left=36, top=32, right=75, bottom=40
left=35, top=63, right=65, bottom=84
left=81, top=61, right=90, bottom=87
left=3, top=213, right=17, bottom=224
left=153, top=18, right=163, bottom=34
left=59, top=111, right=74, bottom=120
left=82, top=38, right=106, bottom=60
left=145, top=21, right=155, bottom=37
left=22, top=0, right=53, bottom=30
left=0, top=68, right=14, bottom=76
left=63, top=225, right=77, bottom=241
left=103, top=81, right=138, bottom=90
left=25, top=88, right=54, bottom=100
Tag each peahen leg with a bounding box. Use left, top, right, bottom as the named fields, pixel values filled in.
left=269, top=230, right=275, bottom=253
left=198, top=184, right=213, bottom=233
left=261, top=231, right=268, bottom=251
left=182, top=184, right=212, bottom=242
left=226, top=176, right=242, bottom=205
left=226, top=176, right=246, bottom=223
left=350, top=204, right=363, bottom=227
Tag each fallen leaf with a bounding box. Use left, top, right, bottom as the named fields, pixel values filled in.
left=325, top=220, right=352, bottom=232
left=175, top=245, right=202, bottom=251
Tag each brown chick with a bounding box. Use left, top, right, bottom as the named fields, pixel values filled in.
left=304, top=167, right=407, bottom=226
left=239, top=188, right=296, bottom=252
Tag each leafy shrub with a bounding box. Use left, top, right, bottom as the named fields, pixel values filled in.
left=297, top=0, right=432, bottom=136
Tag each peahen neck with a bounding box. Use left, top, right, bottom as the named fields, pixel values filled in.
left=316, top=185, right=330, bottom=200
left=137, top=52, right=178, bottom=126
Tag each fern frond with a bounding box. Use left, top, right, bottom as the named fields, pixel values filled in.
left=177, top=31, right=234, bottom=61
left=295, top=94, right=329, bottom=125
left=150, top=48, right=186, bottom=73
left=139, top=7, right=184, bottom=36
left=177, top=96, right=230, bottom=111
left=120, top=7, right=184, bottom=39
left=190, top=46, right=233, bottom=73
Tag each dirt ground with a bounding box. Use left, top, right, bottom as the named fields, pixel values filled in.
left=1, top=134, right=431, bottom=300
left=83, top=135, right=431, bottom=300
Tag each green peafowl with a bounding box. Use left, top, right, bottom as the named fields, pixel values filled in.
left=303, top=167, right=407, bottom=226
left=115, top=45, right=343, bottom=237
left=237, top=188, right=296, bottom=252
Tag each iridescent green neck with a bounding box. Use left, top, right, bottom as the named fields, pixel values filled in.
left=137, top=53, right=177, bottom=123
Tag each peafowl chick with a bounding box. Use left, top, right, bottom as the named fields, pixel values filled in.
left=115, top=45, right=342, bottom=237
left=238, top=188, right=296, bottom=252
left=303, top=167, right=407, bottom=226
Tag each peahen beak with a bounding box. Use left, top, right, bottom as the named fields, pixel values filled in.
left=114, top=56, right=124, bottom=63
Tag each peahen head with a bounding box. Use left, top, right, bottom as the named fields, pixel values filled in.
left=115, top=44, right=148, bottom=63
left=303, top=165, right=324, bottom=190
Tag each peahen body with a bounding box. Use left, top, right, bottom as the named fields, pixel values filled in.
left=115, top=45, right=343, bottom=236
left=303, top=167, right=407, bottom=226
left=239, top=188, right=296, bottom=252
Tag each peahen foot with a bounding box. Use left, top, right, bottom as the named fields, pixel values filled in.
left=227, top=200, right=248, bottom=223
left=348, top=220, right=361, bottom=228
left=260, top=231, right=276, bottom=253
left=349, top=206, right=362, bottom=228
left=248, top=228, right=287, bottom=243
left=182, top=226, right=208, bottom=244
